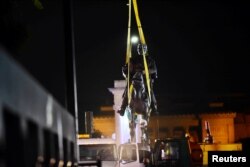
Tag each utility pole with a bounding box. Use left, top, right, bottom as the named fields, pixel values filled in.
left=63, top=0, right=79, bottom=132
left=63, top=0, right=79, bottom=162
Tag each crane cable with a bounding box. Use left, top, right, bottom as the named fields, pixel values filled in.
left=126, top=0, right=133, bottom=105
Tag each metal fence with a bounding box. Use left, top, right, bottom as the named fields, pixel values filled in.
left=0, top=49, right=77, bottom=166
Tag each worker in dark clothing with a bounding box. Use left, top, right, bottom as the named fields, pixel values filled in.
left=118, top=43, right=158, bottom=116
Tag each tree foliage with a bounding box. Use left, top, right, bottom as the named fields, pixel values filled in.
left=92, top=129, right=103, bottom=138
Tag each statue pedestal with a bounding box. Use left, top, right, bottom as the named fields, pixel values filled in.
left=109, top=80, right=130, bottom=145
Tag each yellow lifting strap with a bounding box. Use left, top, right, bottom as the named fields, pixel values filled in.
left=126, top=0, right=132, bottom=64
left=128, top=84, right=134, bottom=105
left=132, top=0, right=152, bottom=102
left=126, top=0, right=132, bottom=105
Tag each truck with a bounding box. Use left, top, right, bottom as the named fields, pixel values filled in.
left=77, top=138, right=119, bottom=167
left=118, top=142, right=151, bottom=167
left=152, top=138, right=203, bottom=167
left=77, top=138, right=152, bottom=167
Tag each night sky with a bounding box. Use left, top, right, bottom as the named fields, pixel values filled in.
left=2, top=0, right=250, bottom=118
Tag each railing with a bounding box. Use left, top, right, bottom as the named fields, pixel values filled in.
left=0, top=48, right=77, bottom=166
left=78, top=160, right=101, bottom=167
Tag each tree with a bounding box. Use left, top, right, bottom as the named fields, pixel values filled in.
left=92, top=129, right=103, bottom=138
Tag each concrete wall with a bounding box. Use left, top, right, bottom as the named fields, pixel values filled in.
left=234, top=113, right=250, bottom=141
left=99, top=80, right=250, bottom=146
left=93, top=116, right=115, bottom=138
left=200, top=113, right=236, bottom=144
left=148, top=114, right=199, bottom=140
left=93, top=112, right=250, bottom=145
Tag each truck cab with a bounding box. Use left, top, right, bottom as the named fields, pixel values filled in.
left=118, top=143, right=151, bottom=167
left=77, top=138, right=118, bottom=167
left=152, top=138, right=194, bottom=167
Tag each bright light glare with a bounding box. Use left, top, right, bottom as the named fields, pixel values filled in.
left=131, top=36, right=139, bottom=43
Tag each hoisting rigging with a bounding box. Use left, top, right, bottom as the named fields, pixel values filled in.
left=126, top=0, right=152, bottom=109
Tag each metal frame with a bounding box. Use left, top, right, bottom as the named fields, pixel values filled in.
left=0, top=49, right=76, bottom=166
